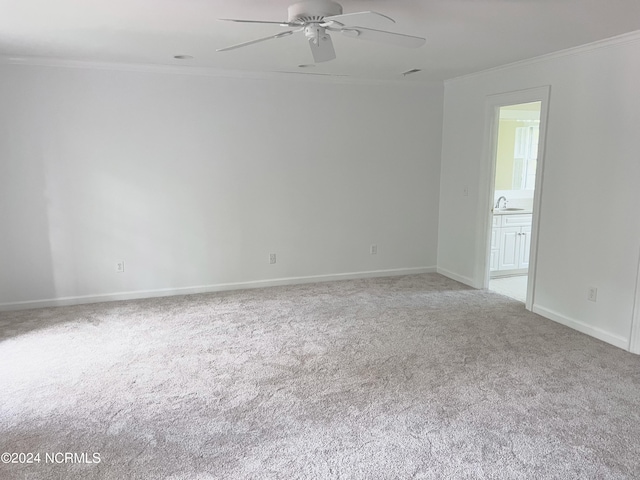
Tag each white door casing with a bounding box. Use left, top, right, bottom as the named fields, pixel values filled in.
left=479, top=85, right=551, bottom=312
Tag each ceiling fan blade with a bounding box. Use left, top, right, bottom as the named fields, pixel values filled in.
left=219, top=18, right=300, bottom=27
left=323, top=11, right=395, bottom=27
left=339, top=27, right=425, bottom=48
left=217, top=30, right=296, bottom=52
left=308, top=34, right=336, bottom=63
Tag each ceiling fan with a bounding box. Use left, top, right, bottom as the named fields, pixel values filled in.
left=217, top=0, right=426, bottom=63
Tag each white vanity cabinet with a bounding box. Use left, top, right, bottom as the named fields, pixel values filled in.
left=491, top=213, right=532, bottom=276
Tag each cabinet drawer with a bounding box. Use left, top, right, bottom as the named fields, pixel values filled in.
left=492, top=216, right=500, bottom=228
left=501, top=214, right=532, bottom=227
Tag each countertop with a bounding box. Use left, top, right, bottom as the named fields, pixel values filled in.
left=493, top=209, right=533, bottom=216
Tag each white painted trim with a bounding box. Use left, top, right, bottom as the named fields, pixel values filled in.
left=629, top=250, right=640, bottom=354
left=436, top=267, right=477, bottom=288
left=479, top=86, right=550, bottom=314
left=0, top=55, right=441, bottom=88
left=526, top=88, right=551, bottom=312
left=477, top=97, right=500, bottom=290
left=533, top=305, right=629, bottom=351
left=0, top=266, right=436, bottom=312
left=4, top=30, right=640, bottom=87
left=446, top=29, right=640, bottom=86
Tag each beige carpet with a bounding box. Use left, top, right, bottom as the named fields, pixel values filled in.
left=1, top=273, right=639, bottom=479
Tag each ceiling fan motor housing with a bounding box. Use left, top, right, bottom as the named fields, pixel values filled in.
left=304, top=25, right=330, bottom=44
left=288, top=0, right=343, bottom=23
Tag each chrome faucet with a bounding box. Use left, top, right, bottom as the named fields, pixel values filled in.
left=495, top=196, right=507, bottom=209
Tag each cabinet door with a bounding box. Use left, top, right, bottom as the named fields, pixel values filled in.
left=498, top=227, right=520, bottom=270
left=491, top=227, right=499, bottom=249
left=490, top=227, right=500, bottom=272
left=519, top=225, right=532, bottom=269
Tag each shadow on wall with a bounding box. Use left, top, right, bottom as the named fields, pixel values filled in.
left=0, top=141, right=57, bottom=306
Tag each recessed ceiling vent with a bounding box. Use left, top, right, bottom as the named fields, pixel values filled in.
left=402, top=68, right=421, bottom=76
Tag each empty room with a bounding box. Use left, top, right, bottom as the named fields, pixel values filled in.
left=1, top=1, right=640, bottom=478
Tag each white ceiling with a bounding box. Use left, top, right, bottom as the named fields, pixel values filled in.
left=2, top=0, right=640, bottom=83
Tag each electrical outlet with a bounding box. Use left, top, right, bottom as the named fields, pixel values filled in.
left=463, top=185, right=469, bottom=197
left=115, top=261, right=125, bottom=273
left=587, top=287, right=597, bottom=302
left=269, top=253, right=277, bottom=265
left=370, top=244, right=378, bottom=255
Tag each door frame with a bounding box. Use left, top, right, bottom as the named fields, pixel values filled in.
left=478, top=86, right=551, bottom=311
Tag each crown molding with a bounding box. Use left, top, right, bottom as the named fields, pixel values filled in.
left=445, top=29, right=640, bottom=86
left=0, top=55, right=441, bottom=89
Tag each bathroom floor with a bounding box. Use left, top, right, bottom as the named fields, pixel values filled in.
left=489, top=275, right=528, bottom=303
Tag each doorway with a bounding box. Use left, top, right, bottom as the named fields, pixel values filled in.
left=481, top=86, right=550, bottom=311
left=488, top=102, right=541, bottom=302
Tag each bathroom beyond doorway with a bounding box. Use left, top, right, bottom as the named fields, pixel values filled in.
left=489, top=101, right=541, bottom=302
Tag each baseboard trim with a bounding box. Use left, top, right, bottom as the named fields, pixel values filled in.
left=629, top=251, right=640, bottom=354
left=0, top=266, right=437, bottom=311
left=436, top=267, right=477, bottom=288
left=532, top=304, right=629, bottom=351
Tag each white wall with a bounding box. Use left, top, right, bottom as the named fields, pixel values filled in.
left=0, top=63, right=443, bottom=307
left=438, top=35, right=640, bottom=349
